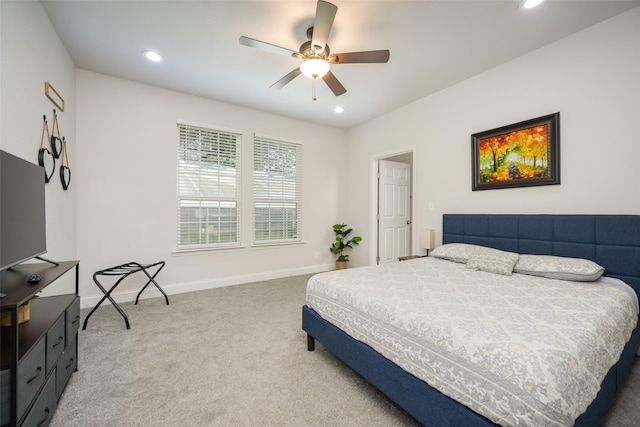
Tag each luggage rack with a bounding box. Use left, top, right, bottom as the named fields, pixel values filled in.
left=82, top=261, right=168, bottom=330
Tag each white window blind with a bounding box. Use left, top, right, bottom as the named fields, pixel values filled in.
left=177, top=122, right=241, bottom=249
left=253, top=134, right=302, bottom=244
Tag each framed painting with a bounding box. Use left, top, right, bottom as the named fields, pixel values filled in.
left=471, top=112, right=560, bottom=191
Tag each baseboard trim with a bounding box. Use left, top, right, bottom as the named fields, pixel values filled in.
left=79, top=263, right=333, bottom=308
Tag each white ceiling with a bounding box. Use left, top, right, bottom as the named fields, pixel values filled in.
left=41, top=0, right=639, bottom=130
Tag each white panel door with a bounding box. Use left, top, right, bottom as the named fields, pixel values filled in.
left=378, top=160, right=411, bottom=264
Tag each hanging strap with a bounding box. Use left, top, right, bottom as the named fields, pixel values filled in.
left=40, top=115, right=50, bottom=149
left=61, top=137, right=70, bottom=167
left=52, top=109, right=61, bottom=140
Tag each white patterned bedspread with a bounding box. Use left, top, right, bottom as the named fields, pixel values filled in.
left=306, top=257, right=639, bottom=427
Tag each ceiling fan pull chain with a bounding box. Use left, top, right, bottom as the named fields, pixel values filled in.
left=312, top=79, right=317, bottom=102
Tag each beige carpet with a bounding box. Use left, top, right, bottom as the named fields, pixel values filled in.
left=51, top=274, right=640, bottom=426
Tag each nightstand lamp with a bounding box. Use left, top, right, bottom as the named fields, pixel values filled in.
left=420, top=229, right=435, bottom=256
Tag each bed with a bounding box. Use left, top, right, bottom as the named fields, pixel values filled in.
left=302, top=214, right=640, bottom=426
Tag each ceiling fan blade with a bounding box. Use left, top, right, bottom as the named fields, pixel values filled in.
left=322, top=70, right=346, bottom=96
left=328, top=50, right=390, bottom=64
left=311, top=1, right=337, bottom=53
left=239, top=36, right=297, bottom=57
left=270, top=68, right=302, bottom=90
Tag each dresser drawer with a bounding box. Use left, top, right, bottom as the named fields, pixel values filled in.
left=20, top=371, right=56, bottom=427
left=55, top=336, right=77, bottom=400
left=65, top=297, right=81, bottom=343
left=0, top=369, right=8, bottom=426
left=0, top=337, right=48, bottom=425
left=45, top=315, right=65, bottom=375
left=17, top=337, right=47, bottom=422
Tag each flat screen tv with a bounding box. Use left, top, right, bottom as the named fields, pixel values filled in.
left=0, top=150, right=47, bottom=271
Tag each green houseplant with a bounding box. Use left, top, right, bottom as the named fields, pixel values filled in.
left=330, top=223, right=362, bottom=270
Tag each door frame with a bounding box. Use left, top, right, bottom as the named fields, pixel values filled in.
left=369, top=145, right=417, bottom=265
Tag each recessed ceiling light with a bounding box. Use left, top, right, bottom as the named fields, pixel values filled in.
left=334, top=106, right=344, bottom=114
left=143, top=50, right=164, bottom=62
left=519, top=0, right=545, bottom=10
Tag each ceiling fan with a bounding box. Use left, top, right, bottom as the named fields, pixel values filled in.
left=239, top=0, right=390, bottom=98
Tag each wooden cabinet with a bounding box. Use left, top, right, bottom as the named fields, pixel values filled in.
left=0, top=261, right=79, bottom=427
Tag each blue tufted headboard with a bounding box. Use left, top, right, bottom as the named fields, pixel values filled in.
left=442, top=214, right=640, bottom=297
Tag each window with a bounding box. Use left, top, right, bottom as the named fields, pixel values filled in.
left=253, top=134, right=302, bottom=244
left=177, top=121, right=241, bottom=249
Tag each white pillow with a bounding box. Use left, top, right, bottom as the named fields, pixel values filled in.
left=466, top=248, right=519, bottom=276
left=430, top=243, right=490, bottom=263
left=514, top=254, right=604, bottom=282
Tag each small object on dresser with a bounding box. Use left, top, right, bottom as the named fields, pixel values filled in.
left=0, top=302, right=31, bottom=326
left=27, top=274, right=41, bottom=283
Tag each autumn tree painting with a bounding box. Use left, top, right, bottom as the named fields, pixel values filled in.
left=472, top=113, right=560, bottom=191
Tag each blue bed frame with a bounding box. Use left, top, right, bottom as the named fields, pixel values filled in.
left=303, top=214, right=640, bottom=426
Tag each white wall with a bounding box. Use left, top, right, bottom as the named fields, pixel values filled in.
left=0, top=1, right=77, bottom=295
left=5, top=1, right=638, bottom=305
left=346, top=7, right=640, bottom=267
left=76, top=71, right=347, bottom=304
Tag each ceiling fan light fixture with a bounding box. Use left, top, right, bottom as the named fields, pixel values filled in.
left=300, top=58, right=330, bottom=79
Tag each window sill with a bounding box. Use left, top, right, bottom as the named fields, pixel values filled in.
left=251, top=241, right=306, bottom=249
left=172, top=241, right=307, bottom=256
left=172, top=245, right=246, bottom=256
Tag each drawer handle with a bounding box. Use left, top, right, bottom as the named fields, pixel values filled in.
left=26, top=366, right=42, bottom=384
left=36, top=407, right=50, bottom=427
left=53, top=336, right=64, bottom=348
left=65, top=358, right=75, bottom=370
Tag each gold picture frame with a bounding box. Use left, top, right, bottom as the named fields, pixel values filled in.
left=45, top=82, right=64, bottom=111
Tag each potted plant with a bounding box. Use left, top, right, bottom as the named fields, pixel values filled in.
left=330, top=223, right=362, bottom=270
